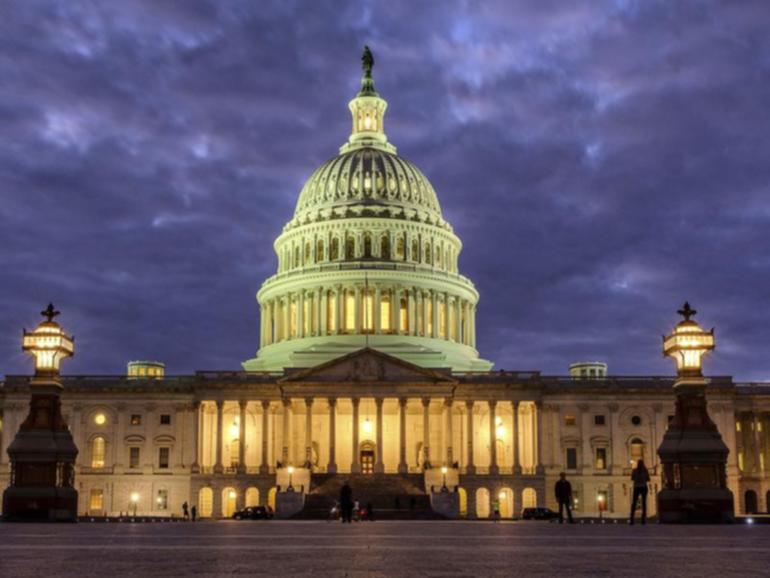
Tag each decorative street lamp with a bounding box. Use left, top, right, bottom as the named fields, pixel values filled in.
left=2, top=305, right=80, bottom=522
left=657, top=303, right=734, bottom=524
left=441, top=466, right=448, bottom=492
left=287, top=465, right=295, bottom=492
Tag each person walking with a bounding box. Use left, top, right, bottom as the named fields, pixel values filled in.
left=630, top=459, right=651, bottom=525
left=555, top=472, right=574, bottom=524
left=190, top=504, right=197, bottom=522
left=340, top=481, right=353, bottom=523
left=182, top=501, right=189, bottom=521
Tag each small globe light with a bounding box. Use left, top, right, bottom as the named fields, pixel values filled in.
left=22, top=304, right=74, bottom=376
left=363, top=417, right=373, bottom=434
left=499, top=491, right=506, bottom=500
left=496, top=425, right=505, bottom=439
left=663, top=302, right=715, bottom=378
left=441, top=466, right=448, bottom=475
left=229, top=490, right=236, bottom=499
left=94, top=413, right=106, bottom=426
left=287, top=465, right=295, bottom=474
left=130, top=492, right=139, bottom=503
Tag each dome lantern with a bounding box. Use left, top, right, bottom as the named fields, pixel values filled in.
left=341, top=46, right=395, bottom=154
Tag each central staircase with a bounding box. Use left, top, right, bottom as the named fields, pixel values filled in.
left=293, top=473, right=443, bottom=519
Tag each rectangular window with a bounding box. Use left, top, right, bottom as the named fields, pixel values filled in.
left=327, top=292, right=337, bottom=333
left=129, top=447, right=140, bottom=468
left=160, top=414, right=171, bottom=425
left=158, top=447, right=170, bottom=469
left=564, top=415, right=576, bottom=427
left=594, top=415, right=606, bottom=426
left=566, top=447, right=578, bottom=470
left=345, top=292, right=355, bottom=331
left=157, top=489, right=168, bottom=511
left=380, top=296, right=391, bottom=331
left=130, top=414, right=142, bottom=426
left=89, top=489, right=104, bottom=513
left=399, top=299, right=408, bottom=332
left=595, top=447, right=607, bottom=470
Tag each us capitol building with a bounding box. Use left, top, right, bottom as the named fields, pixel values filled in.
left=1, top=49, right=768, bottom=520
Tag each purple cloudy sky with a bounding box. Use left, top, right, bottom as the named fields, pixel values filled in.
left=1, top=1, right=769, bottom=379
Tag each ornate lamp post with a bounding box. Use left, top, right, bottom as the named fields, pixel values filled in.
left=440, top=466, right=448, bottom=492
left=2, top=304, right=79, bottom=522
left=657, top=303, right=734, bottom=523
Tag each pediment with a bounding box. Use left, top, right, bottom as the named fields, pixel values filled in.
left=279, top=347, right=456, bottom=384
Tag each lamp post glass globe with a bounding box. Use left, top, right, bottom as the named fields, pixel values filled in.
left=287, top=465, right=295, bottom=491
left=663, top=303, right=715, bottom=378
left=22, top=304, right=74, bottom=376
left=130, top=492, right=139, bottom=516
left=441, top=466, right=448, bottom=491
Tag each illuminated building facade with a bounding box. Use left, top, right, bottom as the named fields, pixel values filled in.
left=0, top=50, right=768, bottom=520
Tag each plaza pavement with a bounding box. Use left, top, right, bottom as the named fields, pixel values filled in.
left=0, top=520, right=768, bottom=577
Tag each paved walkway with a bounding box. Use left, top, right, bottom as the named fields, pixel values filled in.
left=1, top=520, right=768, bottom=577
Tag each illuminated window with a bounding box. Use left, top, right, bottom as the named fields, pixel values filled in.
left=629, top=437, right=645, bottom=467
left=331, top=238, right=340, bottom=260
left=362, top=290, right=374, bottom=332
left=160, top=414, right=171, bottom=425
left=303, top=299, right=311, bottom=335
left=424, top=245, right=432, bottom=264
left=594, top=415, right=606, bottom=426
left=566, top=448, right=578, bottom=470
left=396, top=237, right=405, bottom=259
left=94, top=413, right=106, bottom=426
left=448, top=303, right=456, bottom=340
left=304, top=241, right=311, bottom=265
left=327, top=292, right=337, bottom=332
left=289, top=299, right=297, bottom=337
left=158, top=447, right=170, bottom=469
left=736, top=421, right=741, bottom=432
left=89, top=489, right=104, bottom=513
left=91, top=436, right=106, bottom=468
left=344, top=291, right=355, bottom=331
left=738, top=451, right=744, bottom=471
left=411, top=240, right=419, bottom=262
left=595, top=448, right=607, bottom=470
left=317, top=239, right=325, bottom=262
left=438, top=301, right=446, bottom=338
left=380, top=294, right=391, bottom=331
left=130, top=414, right=142, bottom=426
left=564, top=415, right=576, bottom=427
left=345, top=238, right=355, bottom=259
left=426, top=299, right=433, bottom=335
left=156, top=489, right=168, bottom=510
left=400, top=297, right=408, bottom=332
left=230, top=439, right=239, bottom=467
left=129, top=447, right=140, bottom=469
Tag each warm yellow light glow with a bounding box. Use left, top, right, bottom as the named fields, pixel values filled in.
left=441, top=466, right=448, bottom=475
left=499, top=491, right=506, bottom=500
left=94, top=413, right=106, bottom=425
left=663, top=313, right=715, bottom=377
left=229, top=420, right=239, bottom=439
left=363, top=417, right=373, bottom=435
left=364, top=115, right=372, bottom=130
left=23, top=319, right=74, bottom=375
left=130, top=492, right=139, bottom=503
left=496, top=425, right=505, bottom=439
left=229, top=490, right=236, bottom=499
left=597, top=495, right=604, bottom=503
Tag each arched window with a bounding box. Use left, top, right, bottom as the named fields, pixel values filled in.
left=629, top=437, right=645, bottom=468
left=345, top=237, right=355, bottom=260
left=304, top=241, right=311, bottom=265
left=91, top=436, right=106, bottom=468
left=499, top=487, right=514, bottom=519
left=522, top=487, right=537, bottom=509
left=435, top=246, right=442, bottom=268
left=411, top=240, right=419, bottom=262
left=331, top=238, right=340, bottom=260
left=222, top=488, right=237, bottom=517
left=476, top=488, right=490, bottom=518
left=363, top=233, right=372, bottom=258
left=199, top=488, right=213, bottom=518
left=293, top=246, right=300, bottom=268
left=424, top=244, right=432, bottom=265
left=245, top=487, right=259, bottom=508
left=380, top=235, right=390, bottom=260
left=458, top=487, right=468, bottom=517
left=316, top=239, right=325, bottom=262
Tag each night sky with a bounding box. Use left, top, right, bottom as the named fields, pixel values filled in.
left=1, top=1, right=769, bottom=380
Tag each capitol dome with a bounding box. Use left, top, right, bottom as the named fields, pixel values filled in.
left=243, top=48, right=492, bottom=372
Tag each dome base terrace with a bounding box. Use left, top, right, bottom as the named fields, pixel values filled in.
left=242, top=335, right=493, bottom=373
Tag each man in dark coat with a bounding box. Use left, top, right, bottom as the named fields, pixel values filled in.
left=340, top=481, right=353, bottom=523
left=554, top=472, right=574, bottom=524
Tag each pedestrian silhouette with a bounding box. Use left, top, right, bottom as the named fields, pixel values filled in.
left=340, top=481, right=353, bottom=523
left=182, top=501, right=189, bottom=521
left=555, top=471, right=574, bottom=524
left=630, top=459, right=651, bottom=525
left=191, top=504, right=197, bottom=522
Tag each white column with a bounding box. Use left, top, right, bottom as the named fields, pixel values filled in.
left=398, top=398, right=408, bottom=473
left=282, top=399, right=291, bottom=465
left=535, top=401, right=545, bottom=475
left=238, top=400, right=247, bottom=474
left=392, top=287, right=401, bottom=332
left=305, top=397, right=314, bottom=468
left=213, top=401, right=224, bottom=474
left=431, top=292, right=439, bottom=338
left=260, top=401, right=270, bottom=474
left=445, top=398, right=454, bottom=466
left=327, top=398, right=337, bottom=473
left=512, top=401, right=520, bottom=475
left=422, top=398, right=431, bottom=468
left=375, top=398, right=385, bottom=473
left=407, top=288, right=416, bottom=335
left=354, top=286, right=362, bottom=333
left=374, top=285, right=382, bottom=333
left=489, top=400, right=498, bottom=474
left=320, top=289, right=328, bottom=335
left=351, top=398, right=361, bottom=473
left=465, top=401, right=475, bottom=474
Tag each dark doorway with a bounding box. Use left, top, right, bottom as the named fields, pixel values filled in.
left=360, top=450, right=375, bottom=474
left=745, top=490, right=758, bottom=514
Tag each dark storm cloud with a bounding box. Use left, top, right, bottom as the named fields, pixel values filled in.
left=1, top=0, right=768, bottom=379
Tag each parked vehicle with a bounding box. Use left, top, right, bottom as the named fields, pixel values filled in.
left=232, top=506, right=273, bottom=520
left=521, top=507, right=559, bottom=521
